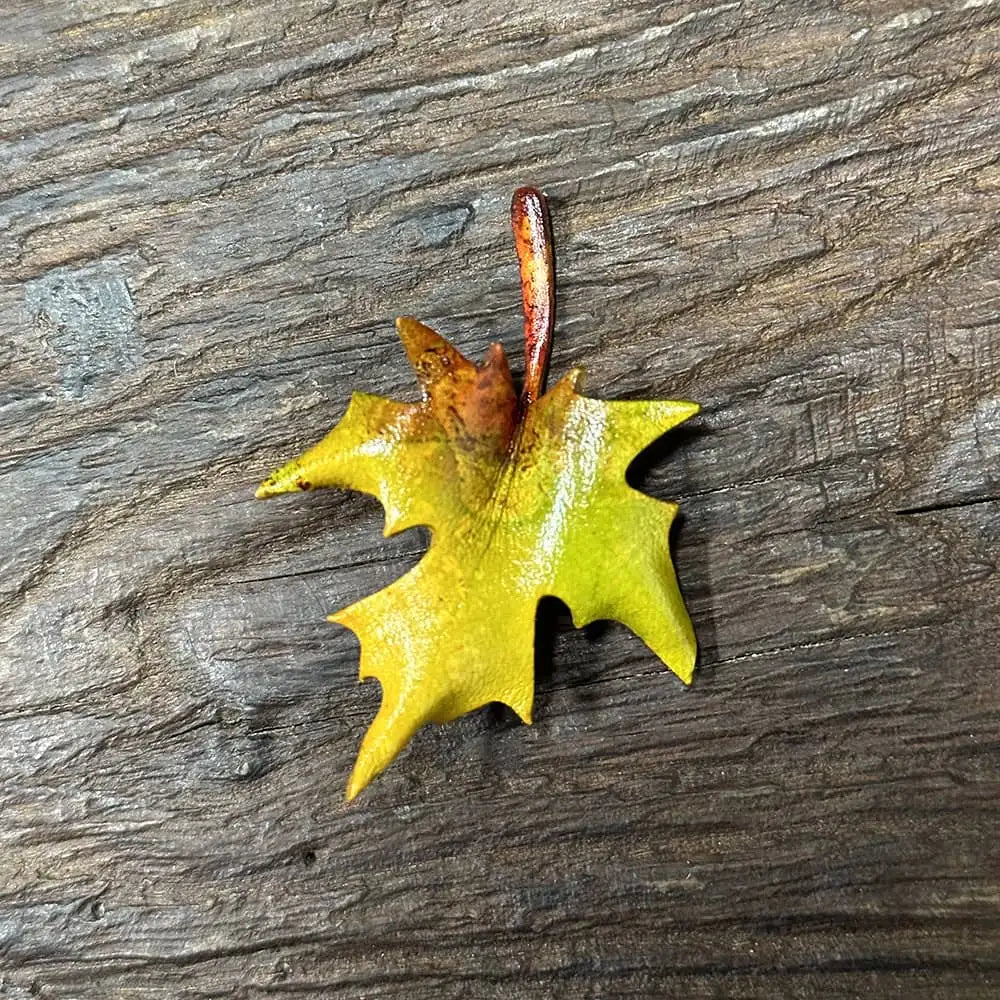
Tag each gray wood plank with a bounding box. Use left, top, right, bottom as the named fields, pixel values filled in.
left=2, top=1, right=998, bottom=997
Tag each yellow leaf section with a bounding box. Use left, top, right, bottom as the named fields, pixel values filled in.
left=258, top=317, right=699, bottom=799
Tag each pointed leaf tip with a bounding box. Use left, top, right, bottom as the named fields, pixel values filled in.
left=256, top=458, right=311, bottom=498
left=396, top=316, right=475, bottom=391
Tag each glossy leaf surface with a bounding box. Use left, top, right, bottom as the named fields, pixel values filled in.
left=257, top=316, right=699, bottom=799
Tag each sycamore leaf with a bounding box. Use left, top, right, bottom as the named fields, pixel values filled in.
left=257, top=189, right=699, bottom=799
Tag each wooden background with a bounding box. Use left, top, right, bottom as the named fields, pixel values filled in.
left=2, top=1, right=998, bottom=996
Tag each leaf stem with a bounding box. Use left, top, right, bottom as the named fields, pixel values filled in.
left=511, top=186, right=554, bottom=407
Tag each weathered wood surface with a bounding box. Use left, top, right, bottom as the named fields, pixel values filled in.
left=2, top=1, right=999, bottom=996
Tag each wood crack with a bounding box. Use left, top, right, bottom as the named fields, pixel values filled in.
left=894, top=494, right=1000, bottom=517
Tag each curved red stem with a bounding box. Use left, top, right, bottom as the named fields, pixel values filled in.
left=511, top=187, right=554, bottom=407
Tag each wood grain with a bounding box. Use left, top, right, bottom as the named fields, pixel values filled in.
left=2, top=1, right=998, bottom=996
